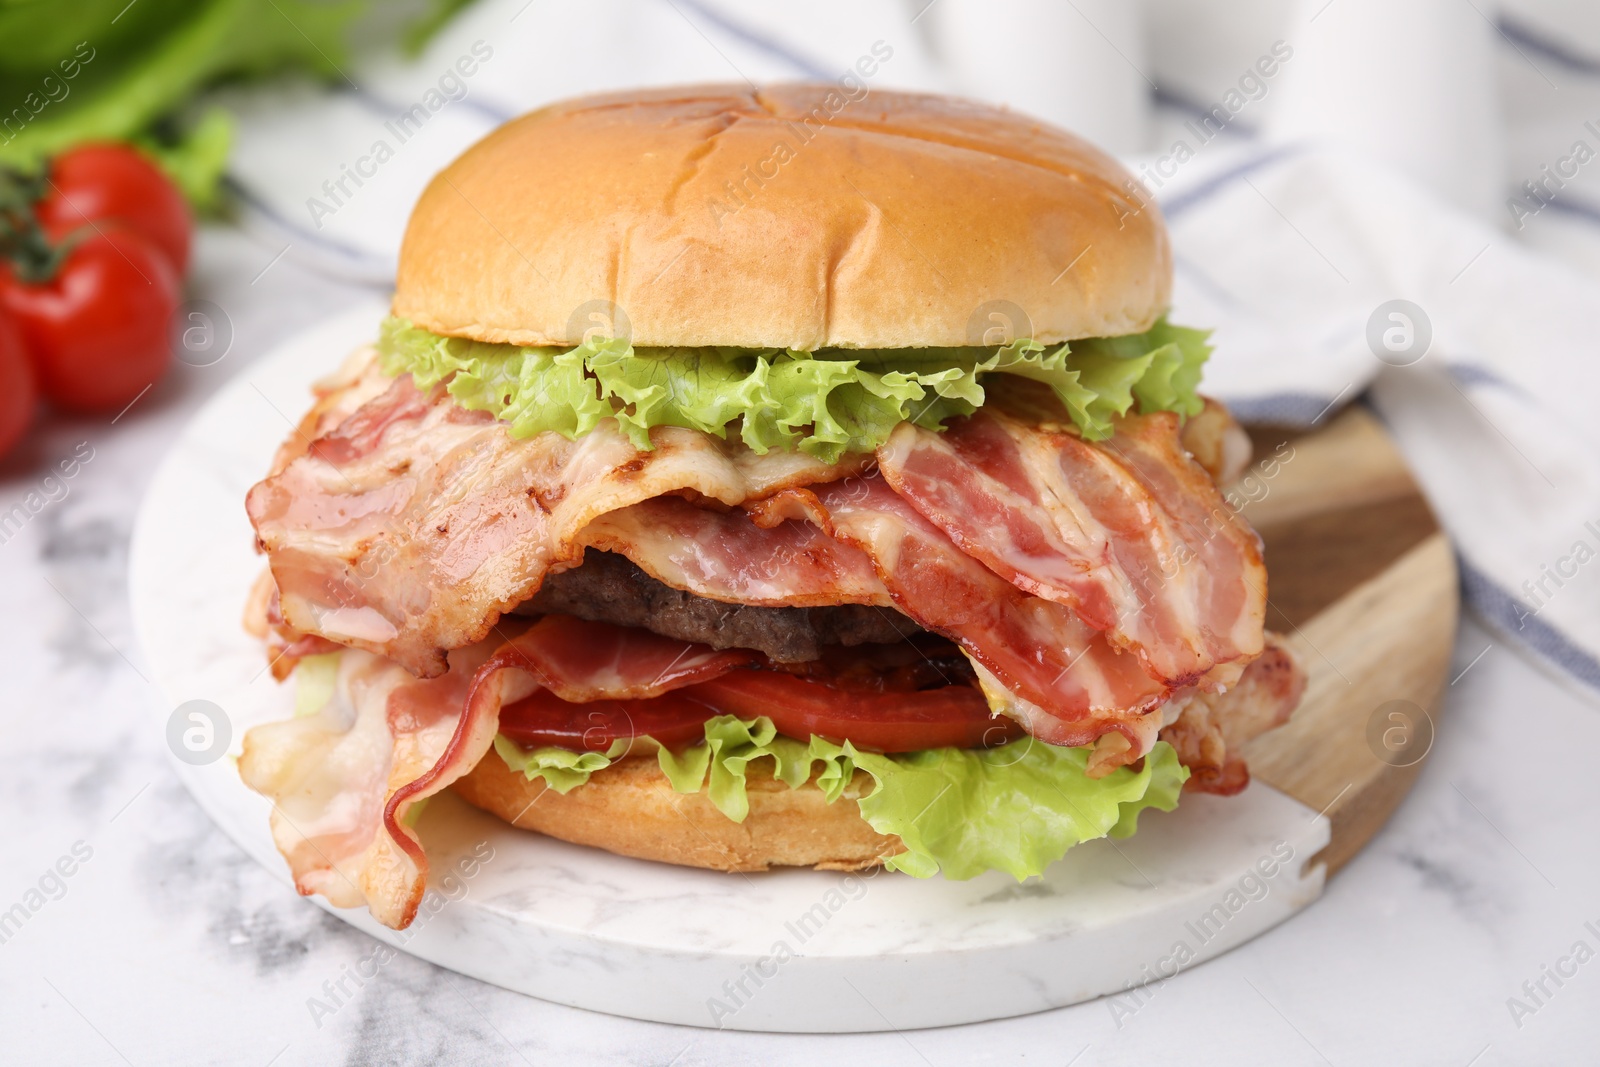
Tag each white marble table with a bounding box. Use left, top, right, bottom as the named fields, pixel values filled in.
left=1, top=228, right=1595, bottom=1065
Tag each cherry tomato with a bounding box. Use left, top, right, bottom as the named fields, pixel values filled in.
left=34, top=143, right=191, bottom=276
left=1, top=228, right=180, bottom=414
left=0, top=312, right=37, bottom=459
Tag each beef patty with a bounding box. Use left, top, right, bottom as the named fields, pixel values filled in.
left=517, top=549, right=922, bottom=662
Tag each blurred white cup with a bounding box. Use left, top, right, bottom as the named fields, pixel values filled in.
left=927, top=0, right=1150, bottom=154
left=1264, top=0, right=1504, bottom=219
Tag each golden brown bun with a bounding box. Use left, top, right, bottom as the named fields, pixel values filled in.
left=393, top=84, right=1169, bottom=350
left=452, top=749, right=902, bottom=873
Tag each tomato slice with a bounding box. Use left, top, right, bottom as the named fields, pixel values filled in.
left=498, top=658, right=1022, bottom=755
left=499, top=687, right=722, bottom=753
left=691, top=670, right=1021, bottom=751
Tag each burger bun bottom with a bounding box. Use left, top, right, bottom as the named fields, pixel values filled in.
left=452, top=750, right=902, bottom=873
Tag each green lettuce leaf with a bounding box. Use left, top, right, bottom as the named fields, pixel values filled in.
left=494, top=715, right=1188, bottom=881
left=377, top=316, right=1212, bottom=462
left=292, top=652, right=341, bottom=718
left=492, top=734, right=631, bottom=795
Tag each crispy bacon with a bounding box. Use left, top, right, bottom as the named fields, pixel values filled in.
left=244, top=568, right=347, bottom=681
left=239, top=616, right=751, bottom=929
left=307, top=375, right=438, bottom=467
left=801, top=476, right=1170, bottom=763
left=1160, top=635, right=1304, bottom=794
left=577, top=494, right=891, bottom=608
left=568, top=484, right=1173, bottom=762
left=877, top=409, right=1265, bottom=687
left=247, top=365, right=865, bottom=677
left=243, top=356, right=1297, bottom=927
left=267, top=347, right=399, bottom=474
left=480, top=615, right=757, bottom=701
left=238, top=640, right=501, bottom=929
left=1108, top=411, right=1265, bottom=660
left=1179, top=397, right=1253, bottom=488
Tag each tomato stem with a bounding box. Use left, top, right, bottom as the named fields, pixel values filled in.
left=0, top=162, right=68, bottom=285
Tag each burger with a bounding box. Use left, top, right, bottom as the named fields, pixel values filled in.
left=237, top=84, right=1304, bottom=931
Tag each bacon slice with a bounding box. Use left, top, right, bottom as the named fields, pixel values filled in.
left=246, top=364, right=865, bottom=677
left=1104, top=411, right=1266, bottom=669
left=1178, top=397, right=1252, bottom=488
left=237, top=640, right=502, bottom=929
left=577, top=494, right=891, bottom=608
left=798, top=476, right=1169, bottom=762
left=574, top=488, right=1174, bottom=761
left=242, top=351, right=1297, bottom=924
left=238, top=616, right=751, bottom=929
left=877, top=409, right=1266, bottom=688
left=268, top=347, right=400, bottom=474
left=578, top=483, right=1174, bottom=762
left=1160, top=635, right=1304, bottom=794
left=480, top=615, right=757, bottom=701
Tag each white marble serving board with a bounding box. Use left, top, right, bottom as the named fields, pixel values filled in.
left=128, top=302, right=1331, bottom=1033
